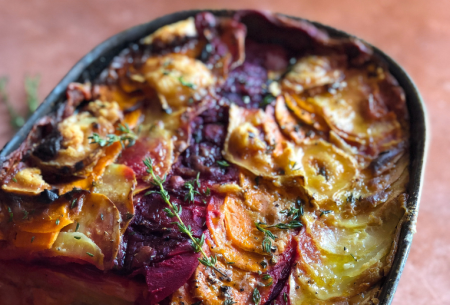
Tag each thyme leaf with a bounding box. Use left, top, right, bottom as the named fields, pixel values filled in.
left=253, top=288, right=261, bottom=305
left=88, top=123, right=137, bottom=148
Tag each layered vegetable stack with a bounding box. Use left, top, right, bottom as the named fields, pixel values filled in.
left=0, top=11, right=410, bottom=305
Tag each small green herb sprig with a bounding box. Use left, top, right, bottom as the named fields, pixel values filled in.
left=89, top=123, right=138, bottom=148
left=143, top=158, right=228, bottom=279
left=253, top=287, right=261, bottom=305
left=255, top=219, right=303, bottom=253
left=184, top=172, right=201, bottom=202
left=0, top=75, right=41, bottom=130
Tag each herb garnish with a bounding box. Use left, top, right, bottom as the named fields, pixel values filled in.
left=216, top=160, right=230, bottom=168
left=143, top=158, right=228, bottom=278
left=179, top=76, right=196, bottom=89
left=261, top=93, right=276, bottom=107
left=0, top=77, right=25, bottom=129
left=283, top=292, right=288, bottom=302
left=223, top=299, right=237, bottom=305
left=25, top=75, right=40, bottom=113
left=262, top=274, right=273, bottom=286
left=22, top=210, right=29, bottom=220
left=12, top=177, right=17, bottom=183
left=74, top=236, right=81, bottom=240
left=75, top=222, right=80, bottom=232
left=86, top=252, right=94, bottom=257
left=31, top=236, right=35, bottom=243
left=7, top=207, right=13, bottom=222
left=55, top=218, right=60, bottom=226
left=350, top=253, right=358, bottom=262
left=280, top=197, right=304, bottom=220
left=255, top=222, right=277, bottom=253
left=253, top=288, right=261, bottom=305
left=256, top=219, right=302, bottom=253
left=320, top=210, right=332, bottom=217
left=88, top=123, right=137, bottom=148
left=184, top=172, right=201, bottom=202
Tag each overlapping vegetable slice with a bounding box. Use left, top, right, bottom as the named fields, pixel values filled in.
left=92, top=164, right=136, bottom=233
left=2, top=167, right=50, bottom=195
left=223, top=104, right=304, bottom=179
left=30, top=101, right=122, bottom=177
left=62, top=193, right=121, bottom=270
left=141, top=53, right=214, bottom=111
left=288, top=194, right=406, bottom=303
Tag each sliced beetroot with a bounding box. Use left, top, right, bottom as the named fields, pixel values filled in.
left=263, top=238, right=297, bottom=304
left=117, top=138, right=172, bottom=189
left=142, top=251, right=200, bottom=304
left=272, top=280, right=291, bottom=305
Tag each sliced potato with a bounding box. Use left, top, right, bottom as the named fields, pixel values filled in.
left=223, top=104, right=304, bottom=179
left=141, top=53, right=214, bottom=110
left=290, top=194, right=406, bottom=302
left=62, top=193, right=121, bottom=270
left=2, top=167, right=50, bottom=195
left=281, top=55, right=344, bottom=94
left=93, top=164, right=136, bottom=233
left=47, top=232, right=104, bottom=270
left=300, top=140, right=357, bottom=202
left=141, top=17, right=197, bottom=45
left=31, top=111, right=116, bottom=176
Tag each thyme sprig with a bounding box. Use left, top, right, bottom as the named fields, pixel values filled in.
left=143, top=158, right=228, bottom=279
left=0, top=77, right=25, bottom=129
left=89, top=123, right=137, bottom=148
left=256, top=218, right=303, bottom=253
left=24, top=75, right=40, bottom=113
left=253, top=288, right=261, bottom=305
left=184, top=172, right=201, bottom=202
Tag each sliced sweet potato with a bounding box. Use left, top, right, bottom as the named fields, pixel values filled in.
left=191, top=247, right=256, bottom=305
left=93, top=164, right=136, bottom=233
left=17, top=202, right=74, bottom=234
left=207, top=197, right=264, bottom=273
left=223, top=195, right=266, bottom=254
left=13, top=231, right=59, bottom=250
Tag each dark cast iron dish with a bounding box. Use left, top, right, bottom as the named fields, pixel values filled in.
left=0, top=9, right=427, bottom=305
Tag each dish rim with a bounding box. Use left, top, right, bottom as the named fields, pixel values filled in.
left=0, top=9, right=428, bottom=305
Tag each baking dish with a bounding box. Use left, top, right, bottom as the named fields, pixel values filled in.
left=0, top=9, right=427, bottom=304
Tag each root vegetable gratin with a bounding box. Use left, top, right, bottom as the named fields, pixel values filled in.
left=0, top=11, right=410, bottom=305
